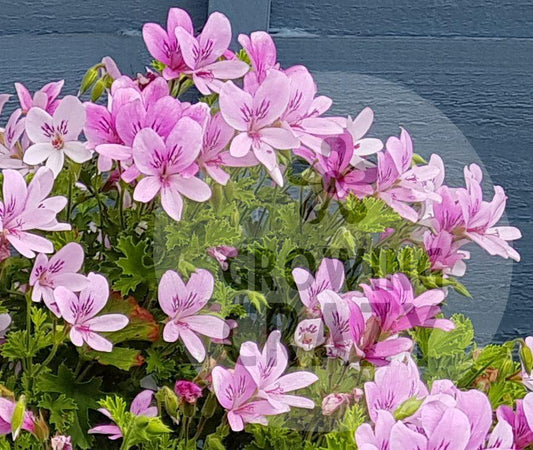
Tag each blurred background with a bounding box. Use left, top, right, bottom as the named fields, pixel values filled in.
left=1, top=0, right=531, bottom=343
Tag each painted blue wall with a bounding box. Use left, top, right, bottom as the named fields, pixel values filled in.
left=1, top=0, right=531, bottom=342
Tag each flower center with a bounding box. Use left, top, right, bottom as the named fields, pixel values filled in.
left=52, top=133, right=64, bottom=150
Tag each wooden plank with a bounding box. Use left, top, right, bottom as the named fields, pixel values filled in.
left=270, top=0, right=533, bottom=38
left=0, top=0, right=208, bottom=35
left=209, top=0, right=271, bottom=47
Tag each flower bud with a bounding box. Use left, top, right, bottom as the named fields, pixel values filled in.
left=174, top=380, right=203, bottom=405
left=11, top=395, right=26, bottom=440
left=520, top=339, right=533, bottom=375
left=90, top=79, right=107, bottom=102
left=79, top=68, right=98, bottom=95
left=201, top=393, right=218, bottom=419
left=321, top=393, right=350, bottom=416
left=157, top=386, right=179, bottom=424
left=393, top=396, right=424, bottom=420
left=32, top=414, right=49, bottom=442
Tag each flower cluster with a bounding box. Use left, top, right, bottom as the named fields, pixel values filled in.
left=0, top=6, right=526, bottom=450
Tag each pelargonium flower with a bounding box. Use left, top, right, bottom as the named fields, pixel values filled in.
left=158, top=269, right=230, bottom=362
left=212, top=359, right=283, bottom=432
left=238, top=31, right=279, bottom=94
left=143, top=8, right=193, bottom=80
left=433, top=163, right=521, bottom=261
left=294, top=318, right=325, bottom=351
left=292, top=258, right=345, bottom=316
left=0, top=108, right=28, bottom=171
left=318, top=290, right=413, bottom=364
left=281, top=65, right=342, bottom=153
left=174, top=380, right=203, bottom=404
left=360, top=273, right=454, bottom=334
left=0, top=167, right=69, bottom=259
left=294, top=132, right=375, bottom=199
left=54, top=273, right=129, bottom=352
left=344, top=107, right=384, bottom=163
left=198, top=113, right=258, bottom=186
left=240, top=330, right=318, bottom=410
left=89, top=390, right=158, bottom=440
left=29, top=242, right=89, bottom=316
left=207, top=244, right=239, bottom=270
left=219, top=70, right=300, bottom=186
left=497, top=398, right=533, bottom=448
left=423, top=229, right=469, bottom=276
left=374, top=128, right=441, bottom=222
left=23, top=95, right=91, bottom=177
left=175, top=12, right=249, bottom=95
left=132, top=119, right=211, bottom=221
left=51, top=435, right=73, bottom=450
left=321, top=393, right=352, bottom=416
left=15, top=80, right=64, bottom=115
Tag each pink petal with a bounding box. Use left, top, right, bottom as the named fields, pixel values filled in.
left=163, top=321, right=181, bottom=342
left=275, top=371, right=318, bottom=392
left=390, top=421, right=427, bottom=450
left=158, top=270, right=187, bottom=317
left=84, top=331, right=113, bottom=352
left=198, top=12, right=232, bottom=64
left=85, top=314, right=129, bottom=332
left=182, top=315, right=229, bottom=339
left=260, top=127, right=299, bottom=150
left=78, top=273, right=109, bottom=319
left=53, top=96, right=85, bottom=141
left=207, top=60, right=249, bottom=79
left=230, top=133, right=253, bottom=158
left=219, top=81, right=253, bottom=131
left=63, top=142, right=92, bottom=164
left=186, top=269, right=215, bottom=304
left=132, top=128, right=166, bottom=176
left=96, top=144, right=132, bottom=161
left=25, top=107, right=54, bottom=143
left=54, top=286, right=80, bottom=324
left=15, top=83, right=32, bottom=112
left=2, top=169, right=27, bottom=217
left=160, top=185, right=184, bottom=221
left=131, top=390, right=155, bottom=416
left=253, top=70, right=290, bottom=129
left=45, top=150, right=65, bottom=177
left=179, top=327, right=206, bottom=362
left=133, top=176, right=161, bottom=203
left=174, top=27, right=199, bottom=69
left=165, top=117, right=203, bottom=171
left=142, top=23, right=171, bottom=63
left=169, top=175, right=211, bottom=202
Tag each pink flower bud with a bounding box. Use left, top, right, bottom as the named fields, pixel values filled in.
left=207, top=246, right=239, bottom=270
left=174, top=380, right=203, bottom=404
left=321, top=393, right=351, bottom=416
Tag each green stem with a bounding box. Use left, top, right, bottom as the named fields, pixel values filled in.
left=24, top=293, right=33, bottom=393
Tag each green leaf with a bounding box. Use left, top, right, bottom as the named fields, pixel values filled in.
left=84, top=346, right=144, bottom=371
left=38, top=394, right=78, bottom=431
left=36, top=365, right=103, bottom=449
left=114, top=236, right=154, bottom=295
left=341, top=195, right=400, bottom=233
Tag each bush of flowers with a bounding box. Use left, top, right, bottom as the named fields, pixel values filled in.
left=0, top=7, right=531, bottom=450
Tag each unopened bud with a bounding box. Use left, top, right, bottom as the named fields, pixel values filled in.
left=393, top=396, right=424, bottom=420
left=90, top=79, right=107, bottom=102
left=520, top=339, right=533, bottom=374
left=11, top=395, right=26, bottom=440
left=79, top=68, right=98, bottom=95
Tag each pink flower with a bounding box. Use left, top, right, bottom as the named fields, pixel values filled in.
left=423, top=230, right=469, bottom=276
left=281, top=66, right=342, bottom=153
left=54, top=273, right=128, bottom=352
left=295, top=132, right=375, bottom=199
left=238, top=31, right=279, bottom=94
left=318, top=290, right=413, bottom=364
left=240, top=330, right=318, bottom=410
left=29, top=243, right=89, bottom=316
left=158, top=269, right=230, bottom=362
left=294, top=318, right=325, bottom=351
left=345, top=107, right=384, bottom=162
left=143, top=8, right=194, bottom=80
left=212, top=360, right=284, bottom=432
left=355, top=410, right=396, bottom=450
left=459, top=164, right=521, bottom=261
left=375, top=128, right=441, bottom=222
left=497, top=399, right=533, bottom=448
left=292, top=258, right=345, bottom=316
left=15, top=80, right=64, bottom=114
left=51, top=435, right=73, bottom=450
left=198, top=113, right=258, bottom=185
left=89, top=390, right=158, bottom=440
left=175, top=12, right=249, bottom=95
left=132, top=120, right=211, bottom=221
left=363, top=357, right=428, bottom=422
left=0, top=397, right=35, bottom=437
left=174, top=380, right=203, bottom=404
left=207, top=245, right=239, bottom=270
left=0, top=108, right=28, bottom=171
left=219, top=70, right=300, bottom=186
left=0, top=167, right=69, bottom=258
left=24, top=96, right=91, bottom=177
left=360, top=273, right=454, bottom=334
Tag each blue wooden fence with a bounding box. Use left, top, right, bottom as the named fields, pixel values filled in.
left=1, top=0, right=531, bottom=343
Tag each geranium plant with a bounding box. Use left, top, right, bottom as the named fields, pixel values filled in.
left=0, top=6, right=530, bottom=450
